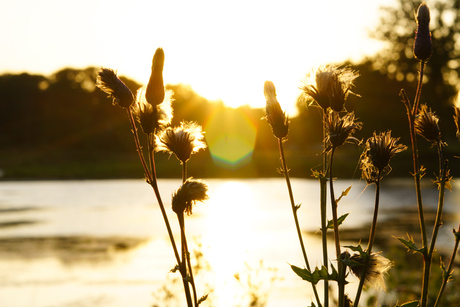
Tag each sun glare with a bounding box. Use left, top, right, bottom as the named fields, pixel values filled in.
left=201, top=180, right=260, bottom=305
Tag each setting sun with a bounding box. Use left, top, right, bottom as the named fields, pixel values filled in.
left=0, top=0, right=389, bottom=115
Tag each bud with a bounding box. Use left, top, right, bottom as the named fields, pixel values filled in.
left=145, top=48, right=165, bottom=106
left=413, top=3, right=432, bottom=62
left=156, top=121, right=207, bottom=164
left=360, top=131, right=407, bottom=182
left=300, top=65, right=358, bottom=112
left=325, top=111, right=362, bottom=150
left=133, top=86, right=173, bottom=134
left=349, top=252, right=392, bottom=291
left=172, top=178, right=209, bottom=215
left=96, top=68, right=134, bottom=108
left=415, top=104, right=441, bottom=144
left=264, top=81, right=289, bottom=139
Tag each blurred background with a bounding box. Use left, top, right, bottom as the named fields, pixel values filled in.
left=0, top=0, right=459, bottom=179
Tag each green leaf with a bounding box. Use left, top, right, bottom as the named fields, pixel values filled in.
left=324, top=213, right=349, bottom=231
left=397, top=234, right=425, bottom=255
left=344, top=244, right=365, bottom=254
left=336, top=185, right=352, bottom=204
left=290, top=264, right=340, bottom=285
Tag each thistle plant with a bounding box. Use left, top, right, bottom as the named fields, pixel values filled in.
left=96, top=48, right=209, bottom=307
left=398, top=3, right=458, bottom=306
left=263, top=80, right=321, bottom=306
left=353, top=131, right=406, bottom=306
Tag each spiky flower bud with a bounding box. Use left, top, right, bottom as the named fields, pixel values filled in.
left=349, top=252, right=392, bottom=291
left=415, top=104, right=441, bottom=144
left=300, top=65, right=359, bottom=112
left=360, top=131, right=407, bottom=182
left=413, top=3, right=432, bottom=62
left=96, top=68, right=134, bottom=108
left=134, top=86, right=173, bottom=134
left=145, top=48, right=165, bottom=106
left=264, top=81, right=289, bottom=139
left=172, top=178, right=209, bottom=215
left=325, top=111, right=362, bottom=150
left=156, top=121, right=207, bottom=164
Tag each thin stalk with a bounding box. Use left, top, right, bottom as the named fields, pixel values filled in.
left=320, top=111, right=329, bottom=307
left=354, top=172, right=381, bottom=307
left=428, top=158, right=447, bottom=256
left=178, top=213, right=194, bottom=307
left=328, top=147, right=344, bottom=307
left=278, top=138, right=322, bottom=307
left=127, top=108, right=152, bottom=182
left=181, top=161, right=198, bottom=306
left=412, top=61, right=429, bottom=307
left=433, top=226, right=460, bottom=307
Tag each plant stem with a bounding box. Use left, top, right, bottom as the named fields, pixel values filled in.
left=181, top=161, right=198, bottom=306
left=127, top=108, right=152, bottom=182
left=354, top=172, right=381, bottom=307
left=328, top=147, right=344, bottom=307
left=278, top=138, right=322, bottom=307
left=178, top=213, right=194, bottom=307
left=321, top=112, right=329, bottom=307
left=412, top=61, right=429, bottom=307
left=433, top=226, right=460, bottom=307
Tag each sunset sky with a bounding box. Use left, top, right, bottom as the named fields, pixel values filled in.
left=0, top=0, right=397, bottom=115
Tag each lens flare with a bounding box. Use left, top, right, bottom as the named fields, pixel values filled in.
left=204, top=108, right=257, bottom=169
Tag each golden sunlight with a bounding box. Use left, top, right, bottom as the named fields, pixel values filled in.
left=201, top=180, right=259, bottom=305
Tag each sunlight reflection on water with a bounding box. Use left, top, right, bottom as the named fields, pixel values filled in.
left=0, top=178, right=458, bottom=306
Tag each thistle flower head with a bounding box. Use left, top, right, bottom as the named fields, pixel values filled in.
left=133, top=86, right=173, bottom=134
left=264, top=81, right=289, bottom=139
left=156, top=121, right=207, bottom=164
left=360, top=131, right=407, bottom=182
left=415, top=104, right=441, bottom=144
left=300, top=65, right=359, bottom=112
left=349, top=252, right=392, bottom=291
left=413, top=3, right=432, bottom=62
left=145, top=48, right=166, bottom=106
left=172, top=178, right=209, bottom=215
left=325, top=111, right=362, bottom=151
left=96, top=68, right=134, bottom=108
left=453, top=93, right=460, bottom=140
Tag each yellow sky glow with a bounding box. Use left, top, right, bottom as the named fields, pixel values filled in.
left=0, top=0, right=396, bottom=115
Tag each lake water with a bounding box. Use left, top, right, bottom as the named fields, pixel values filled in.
left=0, top=178, right=459, bottom=307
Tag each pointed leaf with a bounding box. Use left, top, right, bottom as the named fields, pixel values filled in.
left=324, top=213, right=349, bottom=231
left=397, top=235, right=425, bottom=255
left=290, top=264, right=342, bottom=285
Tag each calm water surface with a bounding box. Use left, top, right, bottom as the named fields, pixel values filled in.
left=0, top=178, right=459, bottom=307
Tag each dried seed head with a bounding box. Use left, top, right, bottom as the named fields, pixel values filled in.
left=413, top=3, right=432, bottom=62
left=96, top=68, right=134, bottom=108
left=300, top=65, right=359, bottom=112
left=349, top=252, right=392, bottom=291
left=415, top=104, right=441, bottom=144
left=360, top=131, right=407, bottom=182
left=325, top=111, right=362, bottom=150
left=172, top=178, right=209, bottom=215
left=156, top=121, right=207, bottom=164
left=134, top=86, right=173, bottom=134
left=264, top=81, right=289, bottom=139
left=146, top=48, right=166, bottom=106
